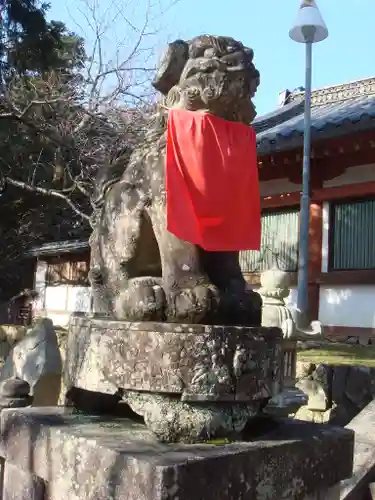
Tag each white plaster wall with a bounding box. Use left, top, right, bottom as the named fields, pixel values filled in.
left=323, top=163, right=375, bottom=187
left=66, top=286, right=91, bottom=312
left=34, top=284, right=91, bottom=328
left=260, top=178, right=301, bottom=197
left=44, top=312, right=71, bottom=329
left=319, top=285, right=375, bottom=328
left=33, top=260, right=47, bottom=311
left=321, top=201, right=330, bottom=273
left=284, top=287, right=297, bottom=308
left=45, top=286, right=68, bottom=311
left=43, top=285, right=91, bottom=313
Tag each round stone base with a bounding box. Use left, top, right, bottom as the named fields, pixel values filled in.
left=123, top=391, right=262, bottom=443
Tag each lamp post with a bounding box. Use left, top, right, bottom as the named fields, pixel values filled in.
left=289, top=0, right=328, bottom=325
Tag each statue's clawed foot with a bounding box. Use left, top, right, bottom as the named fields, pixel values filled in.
left=217, top=284, right=263, bottom=326
left=114, top=277, right=166, bottom=321
left=113, top=278, right=220, bottom=323
left=166, top=283, right=220, bottom=323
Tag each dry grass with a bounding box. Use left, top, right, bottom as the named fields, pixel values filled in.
left=297, top=344, right=375, bottom=367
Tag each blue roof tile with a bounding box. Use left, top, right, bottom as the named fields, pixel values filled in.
left=254, top=94, right=375, bottom=155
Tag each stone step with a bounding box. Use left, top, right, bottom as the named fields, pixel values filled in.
left=339, top=400, right=375, bottom=499
left=368, top=482, right=375, bottom=499
left=0, top=407, right=353, bottom=500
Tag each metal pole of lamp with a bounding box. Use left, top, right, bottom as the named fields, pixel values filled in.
left=289, top=0, right=328, bottom=326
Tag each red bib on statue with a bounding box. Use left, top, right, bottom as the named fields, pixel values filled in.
left=166, top=108, right=261, bottom=251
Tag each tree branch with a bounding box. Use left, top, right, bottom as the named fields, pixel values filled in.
left=5, top=177, right=91, bottom=221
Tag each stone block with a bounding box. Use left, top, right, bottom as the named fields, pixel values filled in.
left=304, top=484, right=340, bottom=500
left=294, top=406, right=329, bottom=424
left=0, top=318, right=62, bottom=406
left=0, top=407, right=354, bottom=500
left=3, top=461, right=45, bottom=500
left=265, top=388, right=308, bottom=417
left=345, top=366, right=372, bottom=408
left=65, top=315, right=283, bottom=403
left=339, top=400, right=375, bottom=499
left=296, top=378, right=329, bottom=411
left=332, top=365, right=350, bottom=404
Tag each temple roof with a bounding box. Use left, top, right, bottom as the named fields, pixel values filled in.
left=254, top=77, right=375, bottom=155
left=25, top=240, right=89, bottom=258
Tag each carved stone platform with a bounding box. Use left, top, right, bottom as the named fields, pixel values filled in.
left=0, top=407, right=354, bottom=500
left=65, top=314, right=284, bottom=442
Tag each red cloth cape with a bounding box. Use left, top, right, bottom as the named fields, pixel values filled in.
left=166, top=108, right=261, bottom=251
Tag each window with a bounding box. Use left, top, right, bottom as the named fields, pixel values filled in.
left=240, top=208, right=299, bottom=273
left=46, top=255, right=90, bottom=285
left=46, top=260, right=70, bottom=284
left=330, top=199, right=375, bottom=270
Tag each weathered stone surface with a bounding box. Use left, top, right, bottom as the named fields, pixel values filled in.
left=66, top=315, right=283, bottom=403
left=0, top=396, right=32, bottom=410
left=331, top=365, right=349, bottom=404
left=294, top=406, right=331, bottom=424
left=0, top=378, right=30, bottom=398
left=89, top=35, right=262, bottom=327
left=345, top=366, right=372, bottom=407
left=259, top=270, right=323, bottom=342
left=0, top=324, right=27, bottom=345
left=304, top=484, right=340, bottom=500
left=0, top=407, right=354, bottom=500
left=339, top=400, right=375, bottom=499
left=3, top=462, right=45, bottom=500
left=0, top=378, right=32, bottom=410
left=260, top=270, right=295, bottom=338
left=123, top=391, right=260, bottom=443
left=0, top=325, right=27, bottom=373
left=329, top=400, right=360, bottom=427
left=265, top=388, right=308, bottom=417
left=296, top=378, right=329, bottom=411
left=0, top=318, right=62, bottom=406
left=296, top=361, right=316, bottom=380
left=295, top=363, right=375, bottom=426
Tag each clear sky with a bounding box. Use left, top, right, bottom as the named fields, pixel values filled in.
left=48, top=0, right=375, bottom=116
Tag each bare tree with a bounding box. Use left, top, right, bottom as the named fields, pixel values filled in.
left=0, top=0, right=180, bottom=224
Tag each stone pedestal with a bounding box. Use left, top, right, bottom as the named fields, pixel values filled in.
left=65, top=315, right=284, bottom=442
left=0, top=407, right=354, bottom=500
left=3, top=462, right=45, bottom=500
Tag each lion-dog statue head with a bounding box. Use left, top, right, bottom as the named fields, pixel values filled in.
left=153, top=35, right=260, bottom=123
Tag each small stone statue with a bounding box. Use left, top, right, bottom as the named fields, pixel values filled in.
left=259, top=269, right=323, bottom=341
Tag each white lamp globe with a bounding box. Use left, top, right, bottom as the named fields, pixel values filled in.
left=289, top=0, right=328, bottom=44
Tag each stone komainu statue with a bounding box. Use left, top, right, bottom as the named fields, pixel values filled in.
left=89, top=35, right=262, bottom=325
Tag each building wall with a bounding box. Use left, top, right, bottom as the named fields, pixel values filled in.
left=319, top=165, right=375, bottom=337
left=258, top=163, right=375, bottom=339
left=323, top=163, right=375, bottom=188
left=260, top=178, right=301, bottom=197
left=33, top=258, right=91, bottom=329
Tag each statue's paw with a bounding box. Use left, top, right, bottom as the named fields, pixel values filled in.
left=220, top=287, right=262, bottom=326
left=114, top=278, right=166, bottom=321
left=166, top=284, right=219, bottom=323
